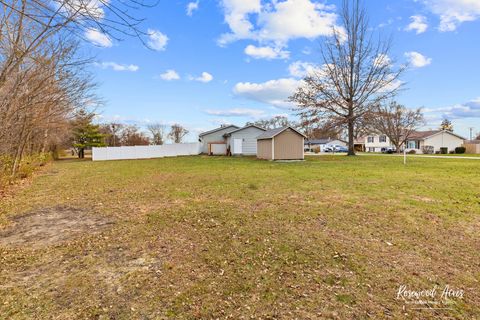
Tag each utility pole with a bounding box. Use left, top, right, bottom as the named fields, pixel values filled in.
left=469, top=127, right=474, bottom=141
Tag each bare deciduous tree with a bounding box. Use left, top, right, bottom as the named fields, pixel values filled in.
left=246, top=115, right=297, bottom=130
left=368, top=101, right=424, bottom=153
left=147, top=123, right=167, bottom=145
left=120, top=125, right=150, bottom=146
left=0, top=0, right=155, bottom=180
left=290, top=0, right=405, bottom=155
left=99, top=122, right=124, bottom=147
left=168, top=124, right=188, bottom=144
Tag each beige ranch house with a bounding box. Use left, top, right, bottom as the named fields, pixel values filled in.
left=257, top=127, right=306, bottom=160
left=365, top=130, right=466, bottom=154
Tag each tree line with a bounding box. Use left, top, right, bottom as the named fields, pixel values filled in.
left=70, top=113, right=190, bottom=158
left=0, top=0, right=155, bottom=181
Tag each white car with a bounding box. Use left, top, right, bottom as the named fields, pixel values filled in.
left=324, top=144, right=344, bottom=152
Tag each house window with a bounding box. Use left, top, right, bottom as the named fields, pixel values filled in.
left=407, top=140, right=420, bottom=149
left=368, top=147, right=375, bottom=152
left=367, top=136, right=374, bottom=143
left=379, top=135, right=387, bottom=143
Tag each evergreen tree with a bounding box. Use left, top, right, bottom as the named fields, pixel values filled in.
left=440, top=119, right=453, bottom=132
left=71, top=110, right=105, bottom=158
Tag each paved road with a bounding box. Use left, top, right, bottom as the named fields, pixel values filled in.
left=305, top=152, right=480, bottom=160
left=360, top=153, right=480, bottom=160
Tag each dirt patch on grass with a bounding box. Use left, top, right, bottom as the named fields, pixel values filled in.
left=0, top=205, right=113, bottom=249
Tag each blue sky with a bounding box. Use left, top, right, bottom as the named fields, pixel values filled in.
left=88, top=0, right=480, bottom=141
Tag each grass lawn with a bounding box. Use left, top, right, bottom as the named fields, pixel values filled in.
left=0, top=155, right=479, bottom=319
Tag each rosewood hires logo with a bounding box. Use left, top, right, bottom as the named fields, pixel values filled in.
left=396, top=284, right=464, bottom=310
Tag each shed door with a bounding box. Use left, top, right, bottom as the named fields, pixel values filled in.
left=233, top=139, right=243, bottom=154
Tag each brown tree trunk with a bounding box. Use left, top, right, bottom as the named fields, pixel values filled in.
left=41, top=126, right=49, bottom=153
left=347, top=118, right=356, bottom=156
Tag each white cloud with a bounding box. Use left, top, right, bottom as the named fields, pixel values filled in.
left=288, top=61, right=321, bottom=78
left=233, top=78, right=301, bottom=108
left=405, top=15, right=428, bottom=34
left=302, top=47, right=312, bottom=55
left=405, top=51, right=432, bottom=68
left=192, top=72, right=213, bottom=83
left=219, top=0, right=339, bottom=47
left=373, top=54, right=392, bottom=68
left=147, top=29, right=169, bottom=51
left=421, top=0, right=480, bottom=31
left=85, top=28, right=112, bottom=47
left=96, top=62, right=139, bottom=72
left=63, top=0, right=105, bottom=20
left=187, top=1, right=199, bottom=16
left=378, top=18, right=394, bottom=28
left=244, top=45, right=289, bottom=60
left=219, top=0, right=262, bottom=45
left=205, top=108, right=266, bottom=118
left=428, top=98, right=480, bottom=119
left=159, top=70, right=180, bottom=81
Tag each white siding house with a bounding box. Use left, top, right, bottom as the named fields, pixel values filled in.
left=363, top=130, right=466, bottom=154
left=365, top=134, right=392, bottom=152
left=304, top=138, right=347, bottom=152
left=405, top=130, right=465, bottom=154
left=198, top=125, right=239, bottom=154
left=224, top=125, right=266, bottom=156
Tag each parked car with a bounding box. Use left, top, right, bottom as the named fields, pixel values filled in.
left=381, top=147, right=396, bottom=154
left=335, top=146, right=349, bottom=153
left=325, top=145, right=348, bottom=152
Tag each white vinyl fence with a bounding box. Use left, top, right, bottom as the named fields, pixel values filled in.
left=92, top=143, right=201, bottom=161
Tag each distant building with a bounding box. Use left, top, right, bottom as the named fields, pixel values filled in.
left=363, top=130, right=466, bottom=154
left=304, top=138, right=347, bottom=152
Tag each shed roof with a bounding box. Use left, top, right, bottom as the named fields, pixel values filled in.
left=257, top=126, right=307, bottom=140
left=199, top=125, right=239, bottom=137
left=223, top=125, right=266, bottom=136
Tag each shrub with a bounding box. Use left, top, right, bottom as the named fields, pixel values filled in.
left=449, top=150, right=455, bottom=154
left=435, top=151, right=440, bottom=154
left=440, top=147, right=448, bottom=154
left=407, top=150, right=416, bottom=154
left=0, top=153, right=52, bottom=189
left=455, top=147, right=466, bottom=154
left=313, top=146, right=320, bottom=154
left=422, top=146, right=434, bottom=154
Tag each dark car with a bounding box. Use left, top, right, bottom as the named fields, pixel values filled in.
left=335, top=146, right=349, bottom=153
left=381, top=147, right=396, bottom=154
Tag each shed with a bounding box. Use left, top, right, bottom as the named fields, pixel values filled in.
left=224, top=125, right=266, bottom=155
left=257, top=127, right=306, bottom=160
left=198, top=125, right=239, bottom=155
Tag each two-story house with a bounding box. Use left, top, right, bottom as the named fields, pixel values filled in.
left=365, top=134, right=393, bottom=152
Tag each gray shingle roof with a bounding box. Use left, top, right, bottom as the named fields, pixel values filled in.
left=256, top=126, right=306, bottom=139
left=409, top=130, right=466, bottom=141
left=223, top=125, right=266, bottom=136
left=409, top=130, right=441, bottom=140
left=199, top=125, right=239, bottom=137
left=305, top=138, right=345, bottom=145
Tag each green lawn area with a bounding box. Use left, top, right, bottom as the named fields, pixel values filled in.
left=0, top=155, right=479, bottom=319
